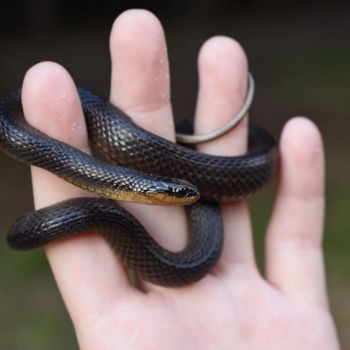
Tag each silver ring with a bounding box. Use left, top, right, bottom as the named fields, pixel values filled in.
left=176, top=72, right=255, bottom=144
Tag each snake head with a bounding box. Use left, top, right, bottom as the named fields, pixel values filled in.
left=147, top=178, right=200, bottom=205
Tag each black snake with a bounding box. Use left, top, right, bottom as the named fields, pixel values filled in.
left=0, top=88, right=277, bottom=287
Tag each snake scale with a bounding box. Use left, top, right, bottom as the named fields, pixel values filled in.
left=0, top=88, right=277, bottom=287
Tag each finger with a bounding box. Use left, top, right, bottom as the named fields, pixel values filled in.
left=195, top=37, right=256, bottom=276
left=265, top=117, right=327, bottom=307
left=109, top=9, right=187, bottom=258
left=22, top=62, right=132, bottom=324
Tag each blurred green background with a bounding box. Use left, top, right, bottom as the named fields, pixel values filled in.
left=0, top=1, right=349, bottom=348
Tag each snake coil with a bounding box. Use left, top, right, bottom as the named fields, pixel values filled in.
left=0, top=88, right=277, bottom=287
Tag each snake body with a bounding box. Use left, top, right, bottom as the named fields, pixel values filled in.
left=0, top=88, right=277, bottom=286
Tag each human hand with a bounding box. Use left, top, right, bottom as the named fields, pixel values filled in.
left=20, top=9, right=340, bottom=350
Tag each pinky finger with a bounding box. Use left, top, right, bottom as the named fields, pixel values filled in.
left=22, top=62, right=132, bottom=325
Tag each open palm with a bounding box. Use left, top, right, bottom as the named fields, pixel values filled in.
left=20, top=10, right=339, bottom=350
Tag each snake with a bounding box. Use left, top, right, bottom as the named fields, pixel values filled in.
left=0, top=88, right=277, bottom=287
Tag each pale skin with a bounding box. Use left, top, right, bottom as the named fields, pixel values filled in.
left=20, top=9, right=340, bottom=350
